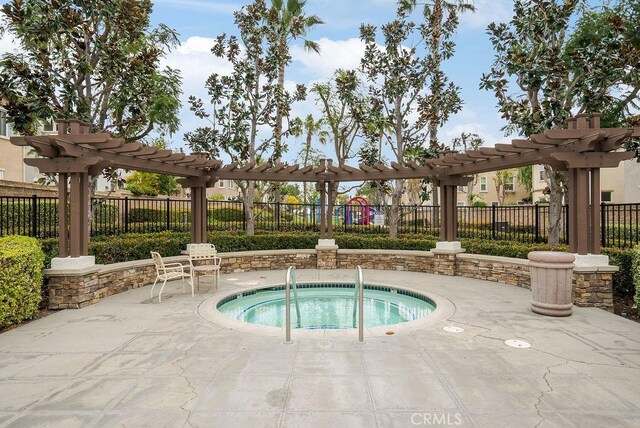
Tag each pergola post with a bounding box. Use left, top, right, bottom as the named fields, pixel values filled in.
left=436, top=176, right=472, bottom=243
left=58, top=173, right=69, bottom=257
left=318, top=181, right=326, bottom=239
left=439, top=183, right=458, bottom=242
left=178, top=172, right=212, bottom=245
left=327, top=181, right=337, bottom=239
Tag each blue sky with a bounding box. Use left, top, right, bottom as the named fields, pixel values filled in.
left=150, top=0, right=519, bottom=161
left=0, top=1, right=591, bottom=162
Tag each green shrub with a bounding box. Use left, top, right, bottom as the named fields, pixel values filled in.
left=602, top=247, right=636, bottom=298
left=633, top=245, right=640, bottom=309
left=0, top=236, right=45, bottom=329
left=208, top=207, right=244, bottom=222
left=128, top=207, right=188, bottom=223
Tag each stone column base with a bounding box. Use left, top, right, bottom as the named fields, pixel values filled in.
left=432, top=242, right=465, bottom=276
left=316, top=240, right=338, bottom=270
left=573, top=267, right=616, bottom=312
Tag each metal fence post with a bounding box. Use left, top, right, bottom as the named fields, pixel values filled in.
left=124, top=197, right=129, bottom=234
left=242, top=202, right=246, bottom=232
left=534, top=204, right=540, bottom=243
left=414, top=205, right=418, bottom=234
left=564, top=204, right=569, bottom=244
left=601, top=202, right=607, bottom=247
left=31, top=194, right=38, bottom=238
left=276, top=201, right=281, bottom=231
left=491, top=204, right=497, bottom=239
left=344, top=204, right=348, bottom=233
left=166, top=197, right=171, bottom=231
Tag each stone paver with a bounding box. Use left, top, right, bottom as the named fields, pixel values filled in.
left=1, top=269, right=639, bottom=427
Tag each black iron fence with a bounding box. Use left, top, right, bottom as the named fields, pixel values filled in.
left=1, top=195, right=639, bottom=248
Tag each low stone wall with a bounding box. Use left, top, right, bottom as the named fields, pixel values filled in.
left=221, top=250, right=317, bottom=273
left=46, top=250, right=317, bottom=309
left=44, top=247, right=615, bottom=312
left=456, top=253, right=531, bottom=288
left=337, top=249, right=435, bottom=273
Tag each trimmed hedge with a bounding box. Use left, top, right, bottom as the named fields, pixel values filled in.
left=128, top=207, right=188, bottom=223
left=0, top=236, right=45, bottom=329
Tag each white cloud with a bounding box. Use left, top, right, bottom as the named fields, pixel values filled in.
left=442, top=122, right=509, bottom=148
left=291, top=37, right=366, bottom=80
left=0, top=35, right=20, bottom=56
left=459, top=0, right=513, bottom=30
left=160, top=36, right=234, bottom=148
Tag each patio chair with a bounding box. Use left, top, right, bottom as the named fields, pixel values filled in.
left=150, top=251, right=190, bottom=302
left=188, top=243, right=222, bottom=291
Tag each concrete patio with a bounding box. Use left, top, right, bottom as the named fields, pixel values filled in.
left=1, top=269, right=639, bottom=427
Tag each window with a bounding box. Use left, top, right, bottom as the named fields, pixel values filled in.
left=229, top=180, right=234, bottom=189
left=457, top=202, right=464, bottom=207
left=480, top=176, right=487, bottom=192
left=218, top=180, right=225, bottom=188
left=0, top=111, right=7, bottom=137
left=504, top=176, right=515, bottom=192
left=601, top=191, right=612, bottom=202
left=43, top=121, right=58, bottom=133
left=491, top=201, right=499, bottom=206
left=539, top=170, right=545, bottom=181
left=0, top=169, right=4, bottom=180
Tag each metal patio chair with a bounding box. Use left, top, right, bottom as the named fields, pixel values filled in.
left=188, top=243, right=222, bottom=291
left=150, top=251, right=190, bottom=302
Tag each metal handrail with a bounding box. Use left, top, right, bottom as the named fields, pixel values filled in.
left=285, top=266, right=301, bottom=343
left=355, top=266, right=364, bottom=343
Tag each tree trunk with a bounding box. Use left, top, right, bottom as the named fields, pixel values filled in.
left=431, top=181, right=440, bottom=227
left=466, top=180, right=475, bottom=206
left=244, top=182, right=255, bottom=236
left=273, top=57, right=286, bottom=206
left=389, top=179, right=403, bottom=238
left=545, top=167, right=565, bottom=246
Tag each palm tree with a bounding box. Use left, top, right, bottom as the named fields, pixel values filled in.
left=301, top=114, right=327, bottom=204
left=269, top=0, right=323, bottom=202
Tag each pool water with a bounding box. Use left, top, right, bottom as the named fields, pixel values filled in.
left=217, top=284, right=436, bottom=329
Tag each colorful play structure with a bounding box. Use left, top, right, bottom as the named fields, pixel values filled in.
left=344, top=196, right=373, bottom=225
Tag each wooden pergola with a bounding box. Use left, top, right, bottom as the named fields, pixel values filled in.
left=11, top=113, right=639, bottom=259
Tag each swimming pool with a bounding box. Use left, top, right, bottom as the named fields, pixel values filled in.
left=216, top=283, right=437, bottom=329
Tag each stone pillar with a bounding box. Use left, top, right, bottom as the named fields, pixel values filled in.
left=528, top=251, right=575, bottom=316
left=572, top=260, right=616, bottom=312
left=316, top=239, right=337, bottom=270
left=432, top=242, right=464, bottom=276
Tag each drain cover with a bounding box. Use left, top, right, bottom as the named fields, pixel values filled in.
left=505, top=339, right=531, bottom=349
left=443, top=326, right=464, bottom=333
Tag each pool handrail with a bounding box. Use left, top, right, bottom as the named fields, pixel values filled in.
left=355, top=266, right=364, bottom=342
left=285, top=266, right=301, bottom=343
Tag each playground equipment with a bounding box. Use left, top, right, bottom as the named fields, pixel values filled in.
left=345, top=196, right=373, bottom=225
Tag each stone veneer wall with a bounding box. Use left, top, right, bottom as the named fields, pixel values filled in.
left=44, top=248, right=614, bottom=312
left=456, top=254, right=531, bottom=288
left=337, top=249, right=435, bottom=273
left=47, top=250, right=316, bottom=309
left=573, top=268, right=616, bottom=310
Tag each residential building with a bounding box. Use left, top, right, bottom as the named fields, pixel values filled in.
left=206, top=180, right=241, bottom=200
left=532, top=161, right=640, bottom=204
left=456, top=170, right=530, bottom=206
